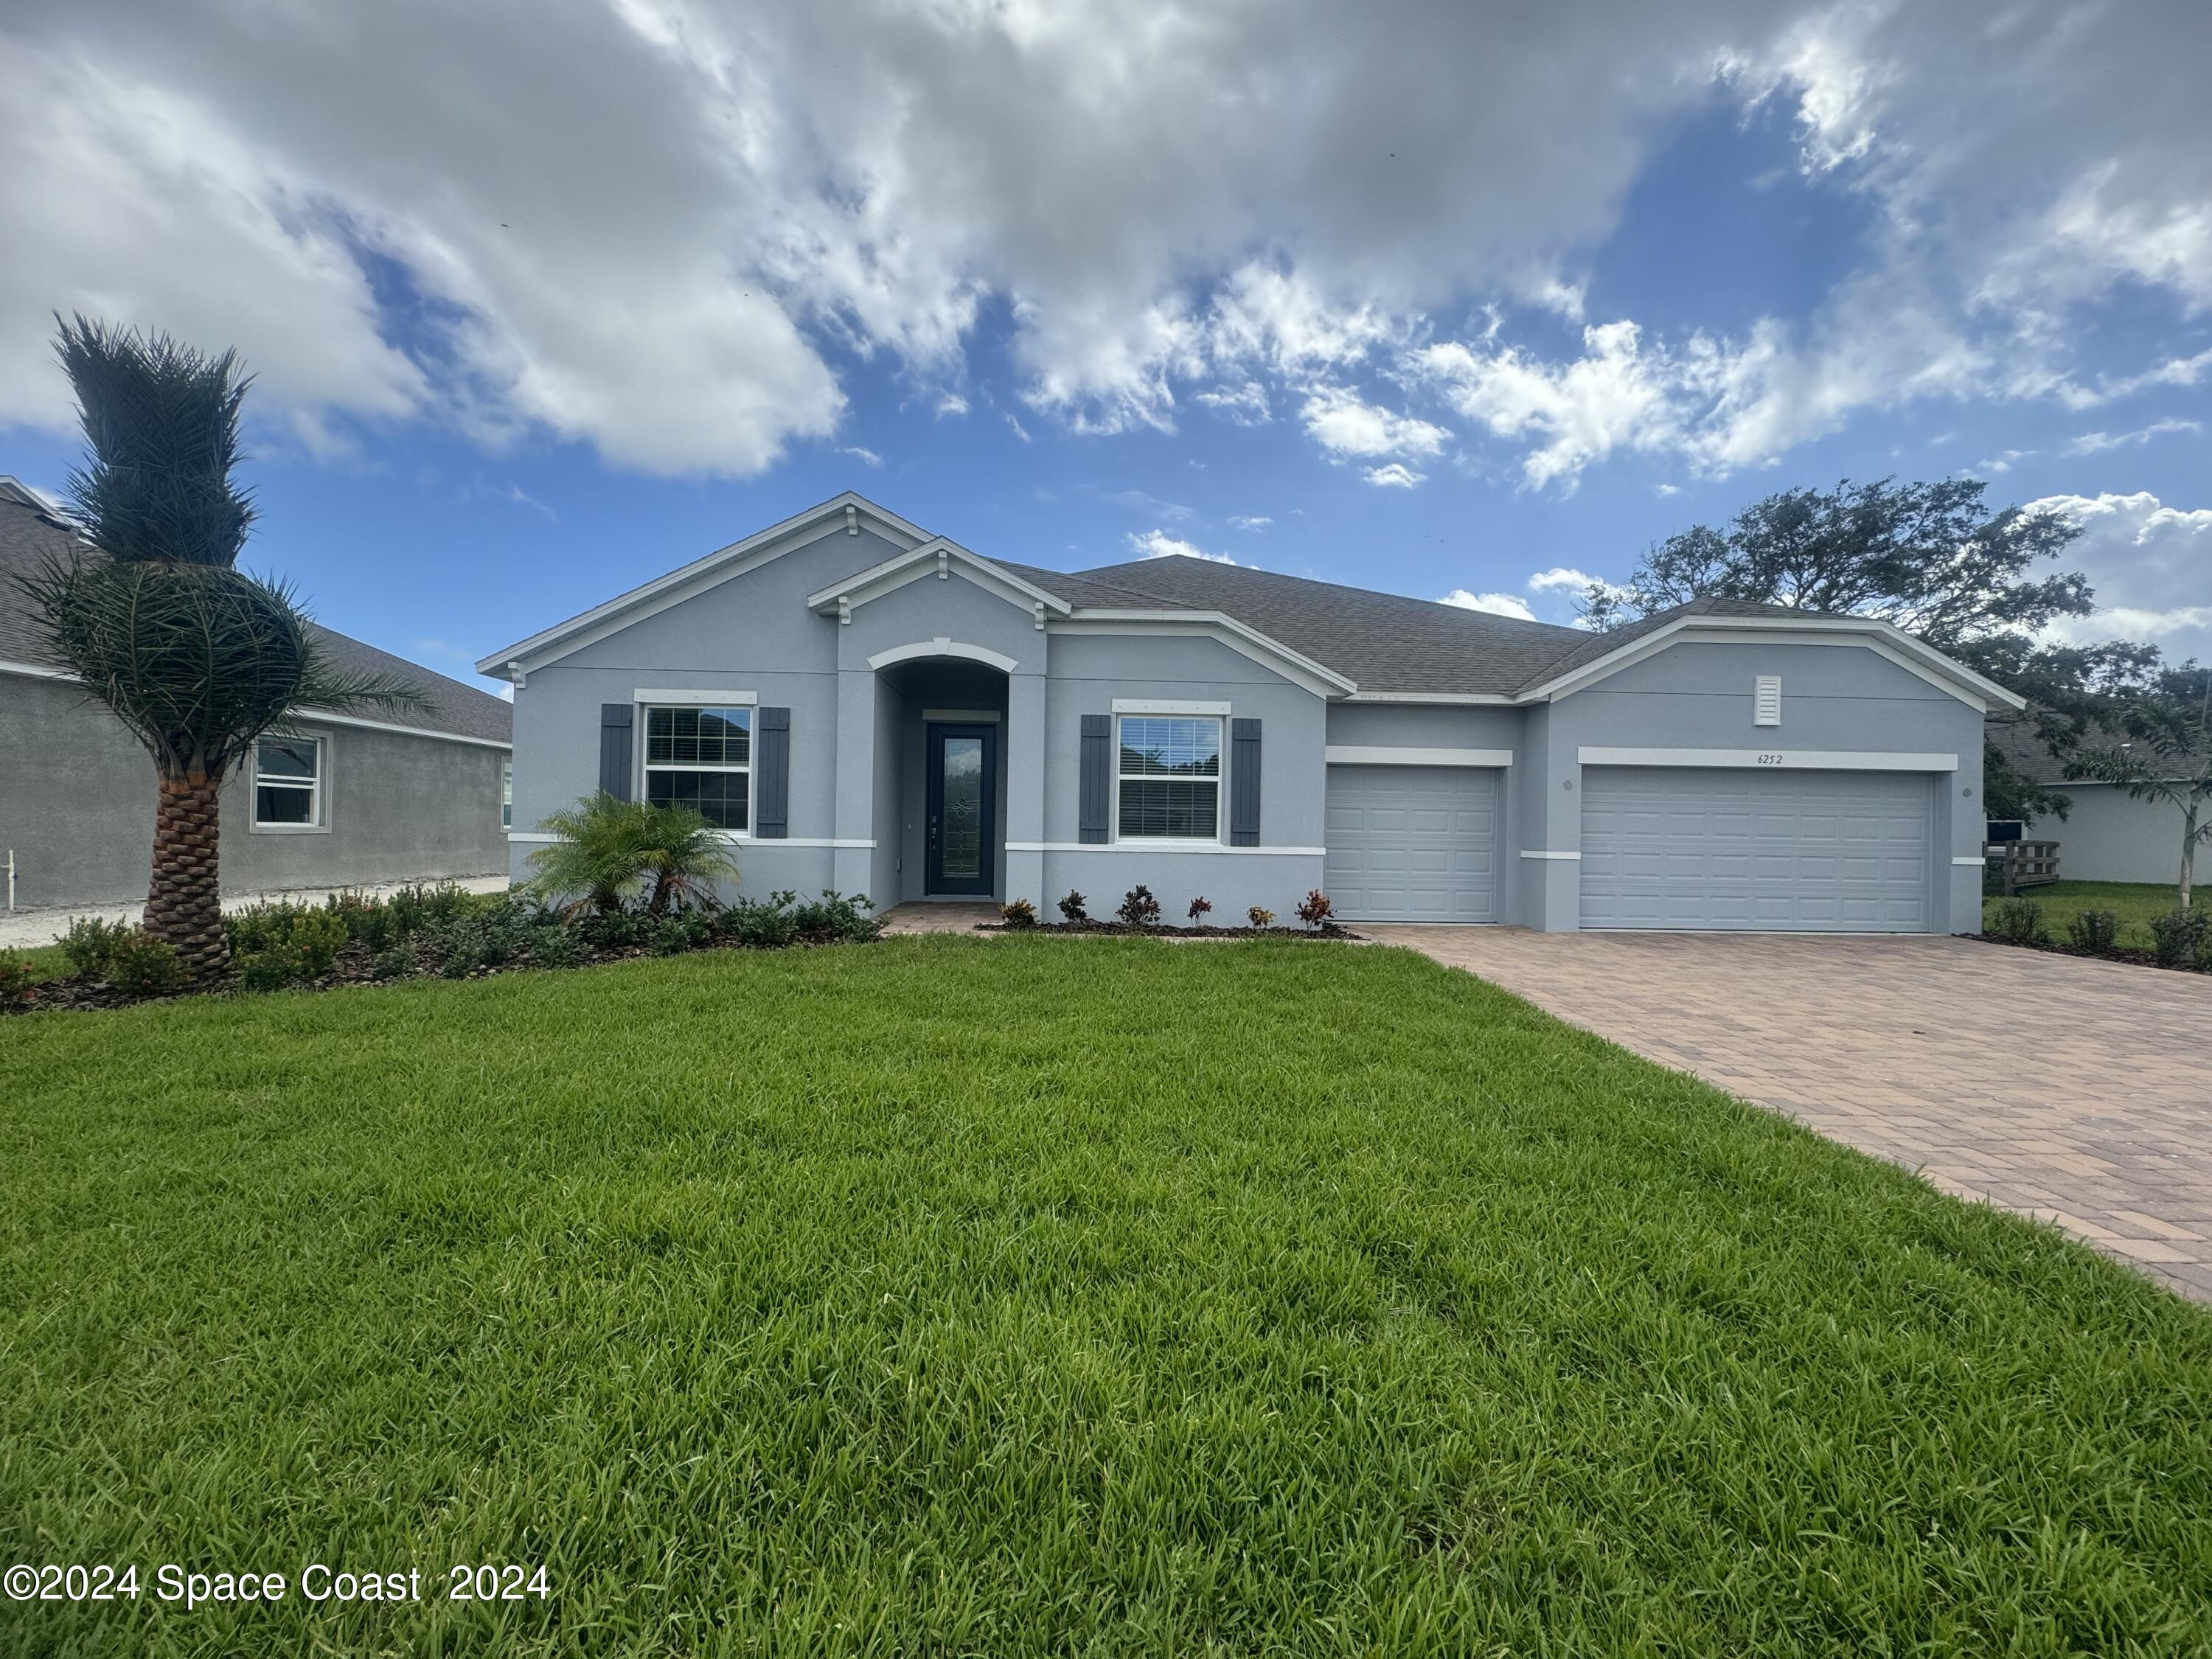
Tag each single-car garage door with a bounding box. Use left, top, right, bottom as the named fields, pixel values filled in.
left=1580, top=767, right=1932, bottom=932
left=1325, top=765, right=1498, bottom=922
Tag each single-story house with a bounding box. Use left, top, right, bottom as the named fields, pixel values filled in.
left=481, top=492, right=2017, bottom=933
left=1986, top=715, right=2199, bottom=887
left=1, top=478, right=514, bottom=910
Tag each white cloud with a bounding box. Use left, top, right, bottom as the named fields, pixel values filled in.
left=1127, top=528, right=1237, bottom=564
left=2065, top=419, right=2202, bottom=456
left=1228, top=515, right=1273, bottom=531
left=1439, top=589, right=1536, bottom=620
left=2027, top=490, right=2212, bottom=661
left=841, top=444, right=883, bottom=467
left=1526, top=566, right=1600, bottom=595
left=1110, top=490, right=1190, bottom=521
left=4, top=0, right=2208, bottom=484
left=1363, top=463, right=1425, bottom=489
left=933, top=392, right=970, bottom=418
left=1300, top=385, right=1449, bottom=460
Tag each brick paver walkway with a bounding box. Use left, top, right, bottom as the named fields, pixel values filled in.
left=1363, top=927, right=2212, bottom=1302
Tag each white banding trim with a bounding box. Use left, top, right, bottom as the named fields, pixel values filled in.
left=1519, top=849, right=1582, bottom=860
left=633, top=687, right=757, bottom=706
left=1111, top=698, right=1231, bottom=716
left=866, top=639, right=1020, bottom=674
left=1326, top=745, right=1513, bottom=767
left=1008, top=841, right=1324, bottom=856
left=1576, top=747, right=1958, bottom=772
left=1952, top=855, right=1992, bottom=865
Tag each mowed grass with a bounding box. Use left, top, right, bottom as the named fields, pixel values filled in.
left=1984, top=878, right=2203, bottom=948
left=8, top=942, right=71, bottom=981
left=1, top=939, right=2208, bottom=1658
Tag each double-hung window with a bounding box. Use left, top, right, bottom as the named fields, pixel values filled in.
left=1116, top=715, right=1221, bottom=840
left=644, top=705, right=751, bottom=830
left=252, top=735, right=324, bottom=829
left=501, top=763, right=513, bottom=830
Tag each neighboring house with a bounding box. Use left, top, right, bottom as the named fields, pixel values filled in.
left=481, top=492, right=2017, bottom=933
left=1, top=478, right=513, bottom=909
left=1986, top=716, right=2199, bottom=886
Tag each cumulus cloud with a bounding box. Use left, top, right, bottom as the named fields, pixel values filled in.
left=1228, top=515, right=1273, bottom=531
left=2028, top=491, right=2212, bottom=661
left=1439, top=589, right=1537, bottom=620
left=1127, top=528, right=1237, bottom=564
left=1363, top=463, right=1425, bottom=489
left=2, top=0, right=2206, bottom=484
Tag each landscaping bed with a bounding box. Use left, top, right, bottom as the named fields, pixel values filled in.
left=1981, top=883, right=2212, bottom=975
left=2, top=938, right=2208, bottom=1654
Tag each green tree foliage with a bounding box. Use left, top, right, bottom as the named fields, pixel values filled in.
left=1579, top=478, right=2161, bottom=824
left=15, top=317, right=426, bottom=975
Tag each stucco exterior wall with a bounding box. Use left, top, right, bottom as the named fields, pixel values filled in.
left=2030, top=785, right=2194, bottom=886
left=3, top=670, right=509, bottom=909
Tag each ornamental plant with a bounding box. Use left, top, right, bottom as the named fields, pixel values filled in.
left=1989, top=897, right=2048, bottom=946
left=1186, top=896, right=1212, bottom=923
left=0, top=953, right=34, bottom=1008
left=1001, top=898, right=1038, bottom=928
left=1057, top=890, right=1088, bottom=922
left=2064, top=908, right=2121, bottom=955
left=1248, top=905, right=1275, bottom=928
left=2149, top=905, right=2208, bottom=969
left=1116, top=886, right=1162, bottom=928
left=1295, top=889, right=1334, bottom=928
left=105, top=932, right=187, bottom=998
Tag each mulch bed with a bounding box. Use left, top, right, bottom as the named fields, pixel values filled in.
left=978, top=920, right=1360, bottom=940
left=1964, top=931, right=2206, bottom=975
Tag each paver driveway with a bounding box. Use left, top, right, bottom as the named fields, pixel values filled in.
left=1364, top=927, right=2212, bottom=1302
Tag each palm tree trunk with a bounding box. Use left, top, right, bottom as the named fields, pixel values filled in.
left=147, top=770, right=232, bottom=977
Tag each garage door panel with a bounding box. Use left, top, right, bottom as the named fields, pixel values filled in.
left=1325, top=765, right=1499, bottom=922
left=1582, top=767, right=1930, bottom=933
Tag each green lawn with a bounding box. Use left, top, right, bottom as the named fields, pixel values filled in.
left=3, top=940, right=2208, bottom=1656
left=1983, top=878, right=2203, bottom=947
left=12, top=941, right=72, bottom=981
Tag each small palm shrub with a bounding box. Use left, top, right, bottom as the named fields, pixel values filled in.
left=2064, top=909, right=2121, bottom=955
left=1295, top=889, right=1334, bottom=928
left=107, top=932, right=187, bottom=998
left=1058, top=890, right=1088, bottom=922
left=1186, top=896, right=1212, bottom=923
left=1001, top=898, right=1038, bottom=928
left=529, top=793, right=737, bottom=917
left=2149, top=906, right=2208, bottom=968
left=1989, top=897, right=2048, bottom=945
left=1116, top=886, right=1161, bottom=928
left=60, top=916, right=136, bottom=978
left=0, top=953, right=34, bottom=1007
left=1248, top=905, right=1275, bottom=928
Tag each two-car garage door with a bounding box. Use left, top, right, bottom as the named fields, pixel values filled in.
left=1325, top=765, right=1498, bottom=922
left=1579, top=767, right=1932, bottom=932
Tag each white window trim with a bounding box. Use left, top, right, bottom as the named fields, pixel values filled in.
left=501, top=762, right=513, bottom=830
left=640, top=702, right=756, bottom=836
left=632, top=687, right=757, bottom=706
left=250, top=732, right=330, bottom=834
left=1113, top=712, right=1227, bottom=846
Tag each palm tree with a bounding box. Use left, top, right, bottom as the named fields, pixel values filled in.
left=528, top=793, right=739, bottom=917
left=16, top=317, right=428, bottom=978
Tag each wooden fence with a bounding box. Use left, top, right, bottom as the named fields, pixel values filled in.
left=1983, top=840, right=2060, bottom=895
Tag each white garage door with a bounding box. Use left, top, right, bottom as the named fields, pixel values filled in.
left=1325, top=765, right=1498, bottom=922
left=1581, top=767, right=1932, bottom=932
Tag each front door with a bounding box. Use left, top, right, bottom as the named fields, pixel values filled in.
left=925, top=723, right=997, bottom=896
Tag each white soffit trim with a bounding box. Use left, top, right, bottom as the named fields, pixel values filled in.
left=804, top=537, right=1074, bottom=617
left=1523, top=616, right=2023, bottom=712
left=866, top=638, right=1022, bottom=674
left=1326, top=745, right=1514, bottom=767
left=1113, top=698, right=1230, bottom=716
left=1053, top=611, right=1357, bottom=699
left=1008, top=841, right=1325, bottom=856
left=632, top=687, right=757, bottom=706
left=1340, top=689, right=1514, bottom=706
left=1, top=661, right=512, bottom=749
left=478, top=491, right=933, bottom=676
left=1577, top=746, right=1960, bottom=771
left=1520, top=849, right=1582, bottom=859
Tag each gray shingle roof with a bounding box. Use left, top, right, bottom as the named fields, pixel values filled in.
left=1057, top=557, right=1593, bottom=695
left=0, top=487, right=512, bottom=746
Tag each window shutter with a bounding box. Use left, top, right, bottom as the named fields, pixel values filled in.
left=1229, top=717, right=1262, bottom=846
left=756, top=706, right=790, bottom=838
left=599, top=703, right=634, bottom=801
left=1754, top=675, right=1782, bottom=727
left=1079, top=714, right=1111, bottom=844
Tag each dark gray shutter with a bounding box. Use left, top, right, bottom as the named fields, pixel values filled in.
left=1229, top=717, right=1262, bottom=846
left=599, top=703, right=634, bottom=801
left=755, top=706, right=790, bottom=838
left=1079, top=714, right=1111, bottom=844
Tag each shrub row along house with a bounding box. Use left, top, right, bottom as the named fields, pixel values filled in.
left=481, top=493, right=2016, bottom=933
left=0, top=479, right=512, bottom=909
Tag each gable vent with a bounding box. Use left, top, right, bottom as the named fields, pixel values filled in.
left=1753, top=675, right=1782, bottom=727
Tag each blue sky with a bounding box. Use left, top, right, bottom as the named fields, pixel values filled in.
left=3, top=1, right=2207, bottom=692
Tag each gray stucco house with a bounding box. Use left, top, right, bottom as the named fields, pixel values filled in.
left=1, top=479, right=513, bottom=910
left=481, top=492, right=2017, bottom=933
left=1988, top=717, right=2202, bottom=887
